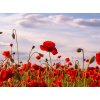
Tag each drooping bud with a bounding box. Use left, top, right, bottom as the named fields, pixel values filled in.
left=89, top=56, right=95, bottom=64
left=12, top=33, right=15, bottom=39
left=10, top=43, right=13, bottom=47
left=39, top=53, right=44, bottom=57
left=77, top=48, right=82, bottom=53
left=32, top=45, right=35, bottom=49
left=0, top=32, right=3, bottom=34
left=45, top=58, right=48, bottom=62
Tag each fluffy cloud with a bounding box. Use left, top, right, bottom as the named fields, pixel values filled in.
left=74, top=18, right=100, bottom=28
left=16, top=14, right=100, bottom=29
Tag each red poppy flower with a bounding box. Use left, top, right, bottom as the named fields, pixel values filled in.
left=6, top=68, right=13, bottom=78
left=0, top=70, right=8, bottom=81
left=68, top=62, right=72, bottom=66
left=36, top=55, right=41, bottom=60
left=28, top=79, right=39, bottom=87
left=22, top=64, right=27, bottom=71
left=2, top=51, right=11, bottom=58
left=65, top=58, right=70, bottom=63
left=32, top=64, right=40, bottom=70
left=40, top=41, right=58, bottom=55
left=21, top=80, right=26, bottom=85
left=51, top=48, right=58, bottom=55
left=58, top=55, right=61, bottom=58
left=89, top=81, right=96, bottom=87
left=0, top=80, right=3, bottom=86
left=10, top=43, right=13, bottom=47
left=86, top=59, right=89, bottom=62
left=56, top=63, right=61, bottom=68
left=40, top=80, right=47, bottom=87
left=97, top=79, right=100, bottom=86
left=96, top=52, right=100, bottom=65
left=8, top=82, right=13, bottom=87
left=27, top=76, right=31, bottom=82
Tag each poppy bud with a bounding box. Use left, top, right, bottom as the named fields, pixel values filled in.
left=32, top=45, right=35, bottom=49
left=89, top=56, right=95, bottom=64
left=58, top=55, right=61, bottom=58
left=12, top=52, right=15, bottom=55
left=0, top=32, right=3, bottom=34
left=36, top=55, right=41, bottom=60
left=77, top=48, right=82, bottom=53
left=45, top=58, right=48, bottom=62
left=10, top=43, right=13, bottom=47
left=39, top=53, right=44, bottom=57
left=12, top=33, right=15, bottom=39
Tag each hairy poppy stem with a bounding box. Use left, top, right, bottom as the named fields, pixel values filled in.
left=49, top=52, right=52, bottom=67
left=12, top=29, right=19, bottom=64
left=83, top=71, right=86, bottom=87
left=28, top=52, right=40, bottom=62
left=81, top=49, right=85, bottom=70
left=27, top=48, right=33, bottom=62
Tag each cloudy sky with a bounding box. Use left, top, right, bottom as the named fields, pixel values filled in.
left=0, top=13, right=100, bottom=65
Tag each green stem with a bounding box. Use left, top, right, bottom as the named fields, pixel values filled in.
left=28, top=52, right=39, bottom=62
left=27, top=48, right=33, bottom=62
left=13, top=29, right=19, bottom=64
left=82, top=49, right=84, bottom=70
left=49, top=52, right=52, bottom=67
left=83, top=71, right=86, bottom=87
left=40, top=62, right=51, bottom=67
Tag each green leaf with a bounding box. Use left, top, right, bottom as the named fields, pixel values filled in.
left=12, top=33, right=15, bottom=39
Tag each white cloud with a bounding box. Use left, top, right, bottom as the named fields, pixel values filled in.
left=15, top=14, right=100, bottom=29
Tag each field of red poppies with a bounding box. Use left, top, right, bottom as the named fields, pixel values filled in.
left=0, top=29, right=100, bottom=87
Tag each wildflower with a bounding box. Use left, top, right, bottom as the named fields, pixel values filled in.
left=51, top=48, right=58, bottom=55
left=21, top=80, right=26, bottom=85
left=32, top=64, right=40, bottom=70
left=27, top=76, right=31, bottom=82
left=65, top=58, right=70, bottom=63
left=58, top=55, right=61, bottom=59
left=36, top=55, right=41, bottom=60
left=40, top=80, right=47, bottom=87
left=97, top=79, right=100, bottom=86
left=68, top=62, right=72, bottom=66
left=10, top=43, right=13, bottom=47
left=56, top=63, right=61, bottom=68
left=0, top=69, right=8, bottom=81
left=96, top=52, right=100, bottom=65
left=40, top=41, right=58, bottom=55
left=89, top=81, right=96, bottom=87
left=8, top=82, right=13, bottom=87
left=86, top=59, right=89, bottom=62
left=28, top=79, right=39, bottom=87
left=6, top=68, right=13, bottom=78
left=2, top=51, right=11, bottom=58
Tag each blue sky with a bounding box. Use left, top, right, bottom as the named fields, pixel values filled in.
left=0, top=13, right=100, bottom=66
